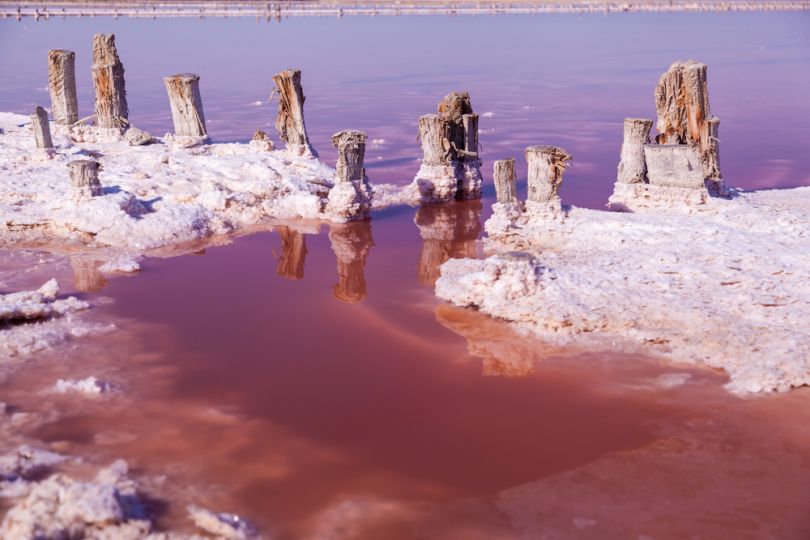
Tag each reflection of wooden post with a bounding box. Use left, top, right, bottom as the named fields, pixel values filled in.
left=617, top=118, right=652, bottom=184
left=48, top=49, right=78, bottom=125
left=415, top=200, right=482, bottom=286
left=329, top=221, right=374, bottom=303
left=68, top=160, right=102, bottom=197
left=493, top=159, right=517, bottom=203
left=164, top=73, right=208, bottom=138
left=91, top=33, right=128, bottom=129
left=526, top=145, right=571, bottom=204
left=32, top=106, right=53, bottom=149
left=276, top=226, right=307, bottom=280
left=71, top=258, right=108, bottom=292
left=272, top=69, right=317, bottom=157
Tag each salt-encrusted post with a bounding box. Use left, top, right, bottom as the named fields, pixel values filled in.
left=325, top=130, right=372, bottom=221
left=48, top=49, right=78, bottom=125
left=272, top=69, right=317, bottom=158
left=68, top=160, right=102, bottom=198
left=31, top=106, right=53, bottom=149
left=163, top=73, right=208, bottom=138
left=91, top=33, right=128, bottom=129
left=525, top=145, right=571, bottom=214
left=493, top=158, right=517, bottom=203
left=418, top=114, right=452, bottom=167
left=617, top=118, right=652, bottom=184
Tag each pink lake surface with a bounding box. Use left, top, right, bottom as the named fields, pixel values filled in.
left=2, top=11, right=810, bottom=539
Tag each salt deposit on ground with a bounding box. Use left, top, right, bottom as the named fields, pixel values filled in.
left=436, top=187, right=810, bottom=394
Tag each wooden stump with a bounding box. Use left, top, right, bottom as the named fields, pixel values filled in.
left=68, top=160, right=102, bottom=197
left=493, top=158, right=518, bottom=203
left=332, top=130, right=367, bottom=183
left=276, top=226, right=307, bottom=280
left=525, top=145, right=571, bottom=203
left=617, top=118, right=652, bottom=184
left=163, top=73, right=208, bottom=138
left=48, top=49, right=78, bottom=125
left=417, top=114, right=452, bottom=166
left=438, top=91, right=473, bottom=154
left=91, top=33, right=128, bottom=129
left=654, top=60, right=721, bottom=180
left=272, top=69, right=317, bottom=157
left=31, top=106, right=53, bottom=149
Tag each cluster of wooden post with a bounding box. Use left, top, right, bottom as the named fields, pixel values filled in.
left=493, top=146, right=571, bottom=214
left=615, top=60, right=726, bottom=196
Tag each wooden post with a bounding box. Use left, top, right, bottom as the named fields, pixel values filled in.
left=48, top=49, right=78, bottom=125
left=525, top=145, right=571, bottom=204
left=438, top=91, right=472, bottom=154
left=462, top=113, right=479, bottom=157
left=276, top=226, right=307, bottom=280
left=332, top=130, right=366, bottom=183
left=493, top=158, right=517, bottom=203
left=703, top=116, right=722, bottom=185
left=163, top=73, right=208, bottom=138
left=91, top=33, right=128, bottom=129
left=417, top=114, right=452, bottom=166
left=68, top=160, right=102, bottom=197
left=31, top=106, right=53, bottom=149
left=272, top=69, right=317, bottom=157
left=617, top=118, right=652, bottom=184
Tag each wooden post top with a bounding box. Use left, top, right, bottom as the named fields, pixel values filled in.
left=164, top=73, right=201, bottom=83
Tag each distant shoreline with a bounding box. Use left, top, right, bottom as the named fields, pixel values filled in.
left=2, top=0, right=809, bottom=19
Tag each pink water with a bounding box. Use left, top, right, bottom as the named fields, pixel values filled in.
left=2, top=11, right=810, bottom=539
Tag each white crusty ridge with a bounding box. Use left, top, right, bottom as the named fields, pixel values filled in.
left=436, top=188, right=810, bottom=395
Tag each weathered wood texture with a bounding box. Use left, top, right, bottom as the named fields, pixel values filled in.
left=417, top=114, right=452, bottom=166
left=91, top=33, right=128, bottom=129
left=47, top=49, right=79, bottom=125
left=276, top=226, right=307, bottom=280
left=68, top=160, right=102, bottom=197
left=525, top=145, right=571, bottom=203
left=163, top=73, right=208, bottom=138
left=332, top=130, right=367, bottom=183
left=493, top=158, right=518, bottom=203
left=272, top=69, right=317, bottom=157
left=438, top=91, right=473, bottom=157
left=617, top=118, right=653, bottom=184
left=462, top=113, right=479, bottom=157
left=31, top=106, right=53, bottom=149
left=655, top=60, right=721, bottom=180
left=644, top=144, right=706, bottom=189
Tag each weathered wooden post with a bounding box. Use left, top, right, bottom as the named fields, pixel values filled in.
left=91, top=33, right=128, bottom=129
left=329, top=221, right=373, bottom=303
left=48, top=49, right=78, bottom=125
left=617, top=118, right=653, bottom=184
left=418, top=114, right=452, bottom=167
left=68, top=160, right=102, bottom=198
left=438, top=91, right=473, bottom=153
left=163, top=73, right=208, bottom=138
left=31, top=106, right=53, bottom=149
left=493, top=158, right=518, bottom=203
left=326, top=130, right=372, bottom=221
left=272, top=69, right=317, bottom=158
left=462, top=113, right=479, bottom=156
left=525, top=145, right=571, bottom=213
left=276, top=226, right=307, bottom=280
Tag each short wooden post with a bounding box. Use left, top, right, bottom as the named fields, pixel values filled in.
left=332, top=130, right=367, bottom=183
left=525, top=145, right=571, bottom=204
left=91, top=33, right=128, bottom=129
left=272, top=69, right=317, bottom=157
left=68, top=160, right=102, bottom=197
left=462, top=113, right=479, bottom=156
left=703, top=116, right=722, bottom=183
left=493, top=158, right=517, bottom=203
left=276, top=226, right=307, bottom=280
left=617, top=118, right=652, bottom=184
left=417, top=114, right=452, bottom=166
left=48, top=49, right=78, bottom=125
left=31, top=106, right=53, bottom=149
left=163, top=73, right=208, bottom=138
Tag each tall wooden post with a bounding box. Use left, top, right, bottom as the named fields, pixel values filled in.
left=91, top=33, right=128, bottom=129
left=48, top=49, right=78, bottom=125
left=164, top=73, right=208, bottom=138
left=617, top=118, right=652, bottom=184
left=493, top=158, right=517, bottom=203
left=31, top=106, right=53, bottom=149
left=272, top=69, right=317, bottom=158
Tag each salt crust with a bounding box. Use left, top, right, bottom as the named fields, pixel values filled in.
left=436, top=188, right=810, bottom=394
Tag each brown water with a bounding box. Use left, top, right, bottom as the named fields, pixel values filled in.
left=2, top=11, right=810, bottom=539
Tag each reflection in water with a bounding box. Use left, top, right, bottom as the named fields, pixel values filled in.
left=328, top=220, right=374, bottom=303
left=275, top=226, right=308, bottom=281
left=71, top=257, right=108, bottom=292
left=415, top=200, right=482, bottom=286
